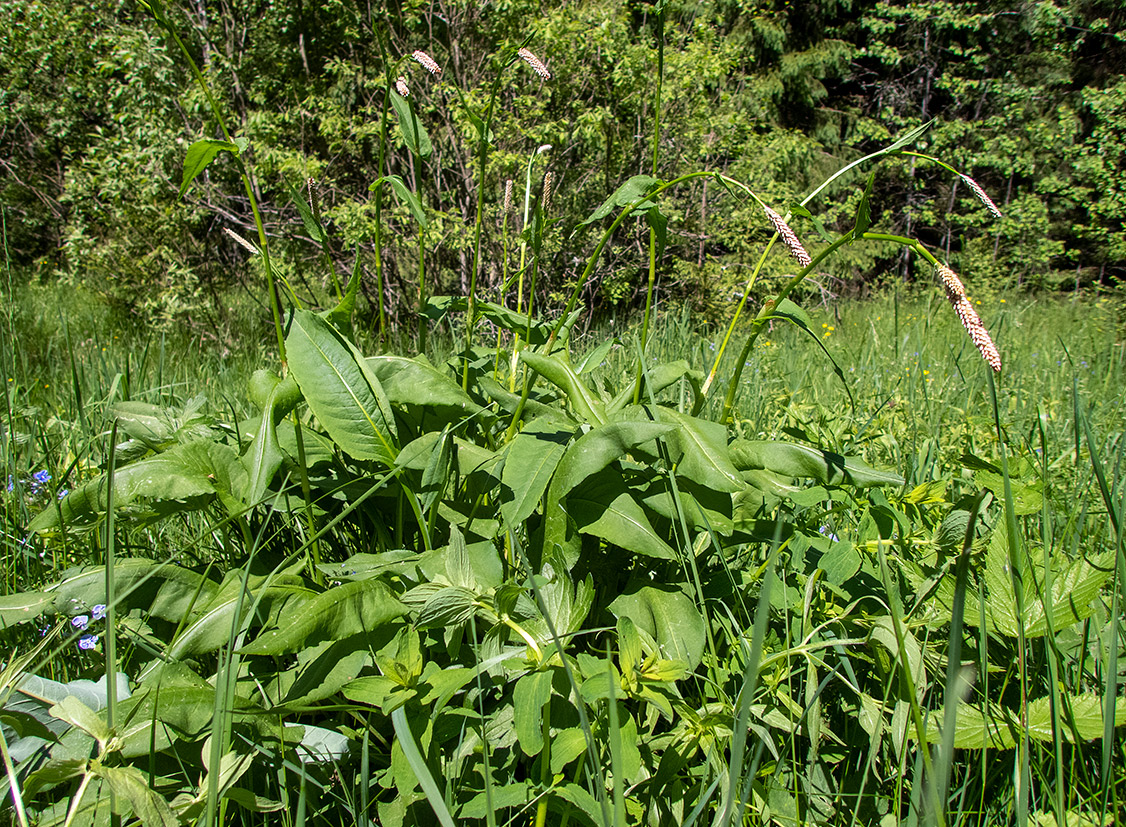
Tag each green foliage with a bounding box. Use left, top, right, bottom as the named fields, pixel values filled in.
left=3, top=0, right=1126, bottom=822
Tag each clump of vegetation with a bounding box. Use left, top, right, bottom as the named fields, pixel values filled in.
left=1, top=2, right=1124, bottom=826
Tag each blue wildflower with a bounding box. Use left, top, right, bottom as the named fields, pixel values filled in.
left=5, top=476, right=13, bottom=492
left=32, top=470, right=51, bottom=485
left=72, top=615, right=90, bottom=630
left=78, top=634, right=99, bottom=650
left=818, top=525, right=840, bottom=543
left=91, top=604, right=106, bottom=621
left=58, top=489, right=69, bottom=499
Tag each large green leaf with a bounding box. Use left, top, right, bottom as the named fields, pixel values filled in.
left=1026, top=692, right=1126, bottom=742
left=43, top=559, right=189, bottom=616
left=380, top=174, right=428, bottom=228
left=729, top=439, right=903, bottom=488
left=609, top=586, right=706, bottom=670
left=500, top=419, right=573, bottom=528
left=0, top=592, right=53, bottom=627
left=567, top=469, right=676, bottom=560
left=550, top=420, right=674, bottom=499
left=977, top=530, right=1113, bottom=638
left=389, top=89, right=432, bottom=159
left=639, top=406, right=744, bottom=492
left=286, top=309, right=398, bottom=464
left=30, top=441, right=245, bottom=532
left=541, top=419, right=673, bottom=550
left=366, top=354, right=494, bottom=430
left=519, top=351, right=606, bottom=425
left=578, top=175, right=659, bottom=228
left=179, top=137, right=242, bottom=198
left=240, top=579, right=407, bottom=655
left=239, top=376, right=292, bottom=505
left=513, top=670, right=553, bottom=757
left=98, top=765, right=178, bottom=827
left=166, top=584, right=313, bottom=658
left=423, top=296, right=582, bottom=346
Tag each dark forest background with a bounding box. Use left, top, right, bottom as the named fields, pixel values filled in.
left=2, top=0, right=1124, bottom=330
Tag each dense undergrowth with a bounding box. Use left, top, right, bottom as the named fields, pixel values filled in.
left=2, top=1, right=1126, bottom=823
left=3, top=276, right=1124, bottom=826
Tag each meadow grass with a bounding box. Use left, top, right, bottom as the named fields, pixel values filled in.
left=2, top=270, right=1125, bottom=827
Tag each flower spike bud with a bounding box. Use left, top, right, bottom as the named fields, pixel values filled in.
left=939, top=265, right=1001, bottom=372
left=518, top=47, right=551, bottom=80
left=763, top=207, right=811, bottom=268
left=223, top=227, right=260, bottom=255
left=542, top=171, right=554, bottom=214
left=411, top=50, right=442, bottom=77
left=307, top=177, right=323, bottom=227
left=960, top=174, right=1003, bottom=219
left=395, top=76, right=410, bottom=97
left=937, top=264, right=966, bottom=299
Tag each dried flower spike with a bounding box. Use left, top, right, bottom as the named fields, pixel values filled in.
left=411, top=50, right=442, bottom=77
left=395, top=76, right=410, bottom=97
left=960, top=174, right=1003, bottom=219
left=518, top=47, right=551, bottom=80
left=223, top=227, right=259, bottom=255
left=764, top=207, right=812, bottom=268
left=940, top=265, right=1001, bottom=372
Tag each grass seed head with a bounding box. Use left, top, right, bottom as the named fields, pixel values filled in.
left=395, top=76, right=410, bottom=97
left=411, top=50, right=442, bottom=77
left=764, top=207, right=812, bottom=268
left=960, top=174, right=1003, bottom=219
left=518, top=47, right=551, bottom=80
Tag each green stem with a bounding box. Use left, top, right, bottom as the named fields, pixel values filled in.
left=635, top=5, right=664, bottom=404
left=464, top=58, right=521, bottom=390
left=718, top=231, right=938, bottom=425
left=505, top=170, right=713, bottom=440
left=159, top=19, right=287, bottom=365
left=372, top=27, right=393, bottom=344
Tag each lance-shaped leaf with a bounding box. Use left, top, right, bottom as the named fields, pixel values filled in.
left=729, top=439, right=903, bottom=488
left=180, top=138, right=243, bottom=198
left=519, top=350, right=607, bottom=426
left=370, top=175, right=428, bottom=228
left=367, top=354, right=494, bottom=429
left=639, top=406, right=744, bottom=492
left=578, top=175, right=660, bottom=228
left=567, top=468, right=676, bottom=560
left=240, top=579, right=407, bottom=655
left=286, top=309, right=398, bottom=464
left=30, top=441, right=245, bottom=532
left=389, top=89, right=433, bottom=159
left=500, top=419, right=573, bottom=529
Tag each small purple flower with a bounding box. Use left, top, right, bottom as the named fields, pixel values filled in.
left=6, top=476, right=14, bottom=492
left=58, top=489, right=69, bottom=499
left=818, top=525, right=840, bottom=543
left=32, top=470, right=51, bottom=485
left=91, top=605, right=106, bottom=621
left=78, top=634, right=99, bottom=650
left=72, top=615, right=90, bottom=630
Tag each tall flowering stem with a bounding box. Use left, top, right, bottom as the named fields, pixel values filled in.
left=463, top=39, right=548, bottom=390
left=137, top=0, right=287, bottom=365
